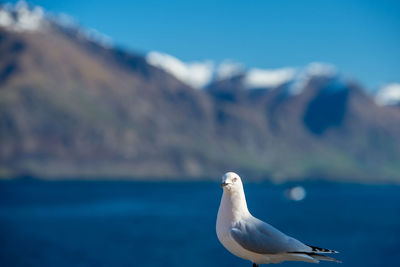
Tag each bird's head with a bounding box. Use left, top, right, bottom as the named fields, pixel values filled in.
left=220, top=172, right=243, bottom=192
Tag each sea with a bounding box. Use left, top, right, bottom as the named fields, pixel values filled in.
left=0, top=180, right=399, bottom=267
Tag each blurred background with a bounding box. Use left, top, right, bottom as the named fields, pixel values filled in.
left=0, top=0, right=399, bottom=266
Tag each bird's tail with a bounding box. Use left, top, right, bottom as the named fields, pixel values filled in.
left=290, top=245, right=340, bottom=263
left=306, top=244, right=341, bottom=263
left=307, top=252, right=342, bottom=263
left=289, top=251, right=341, bottom=263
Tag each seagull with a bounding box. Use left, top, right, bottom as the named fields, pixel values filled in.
left=216, top=172, right=340, bottom=266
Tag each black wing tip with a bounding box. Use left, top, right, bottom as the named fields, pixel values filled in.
left=307, top=244, right=339, bottom=253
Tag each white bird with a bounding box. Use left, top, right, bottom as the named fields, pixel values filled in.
left=216, top=172, right=340, bottom=266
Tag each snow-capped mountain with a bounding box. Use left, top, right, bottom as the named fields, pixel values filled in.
left=146, top=51, right=215, bottom=89
left=146, top=50, right=342, bottom=96
left=0, top=1, right=113, bottom=47
left=1, top=1, right=400, bottom=182
left=375, top=83, right=400, bottom=106
left=0, top=1, right=45, bottom=32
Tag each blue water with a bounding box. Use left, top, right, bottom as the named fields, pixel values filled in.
left=0, top=180, right=399, bottom=267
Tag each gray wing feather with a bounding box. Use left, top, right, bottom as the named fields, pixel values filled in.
left=230, top=217, right=309, bottom=254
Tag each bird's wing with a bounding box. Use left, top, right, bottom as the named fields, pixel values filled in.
left=230, top=217, right=309, bottom=254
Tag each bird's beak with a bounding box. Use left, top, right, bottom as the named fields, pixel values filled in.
left=220, top=182, right=229, bottom=188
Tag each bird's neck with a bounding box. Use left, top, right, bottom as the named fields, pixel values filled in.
left=220, top=188, right=250, bottom=222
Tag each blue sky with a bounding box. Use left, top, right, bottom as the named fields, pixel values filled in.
left=11, top=0, right=400, bottom=90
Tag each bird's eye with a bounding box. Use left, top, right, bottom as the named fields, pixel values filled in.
left=232, top=178, right=237, bottom=183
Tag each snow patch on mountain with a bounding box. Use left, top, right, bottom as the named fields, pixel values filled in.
left=288, top=62, right=338, bottom=95
left=215, top=60, right=244, bottom=80
left=243, top=68, right=296, bottom=89
left=0, top=1, right=113, bottom=48
left=77, top=28, right=113, bottom=48
left=147, top=51, right=214, bottom=89
left=146, top=51, right=298, bottom=89
left=0, top=1, right=45, bottom=32
left=146, top=52, right=343, bottom=92
left=375, top=83, right=400, bottom=106
left=305, top=62, right=337, bottom=77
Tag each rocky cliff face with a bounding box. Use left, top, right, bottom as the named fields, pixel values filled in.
left=1, top=3, right=399, bottom=181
